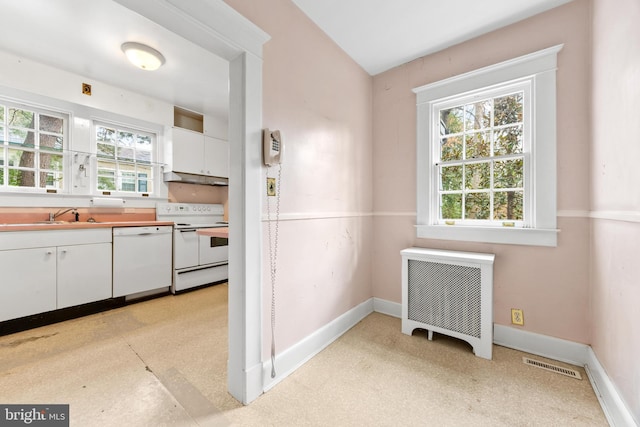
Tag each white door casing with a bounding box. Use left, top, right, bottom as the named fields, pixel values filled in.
left=113, top=0, right=270, bottom=404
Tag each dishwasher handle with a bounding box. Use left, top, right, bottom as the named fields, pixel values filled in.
left=113, top=226, right=173, bottom=236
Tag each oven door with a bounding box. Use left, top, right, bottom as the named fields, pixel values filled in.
left=198, top=234, right=229, bottom=265
left=174, top=228, right=199, bottom=269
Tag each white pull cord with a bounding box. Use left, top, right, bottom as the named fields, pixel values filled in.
left=267, top=163, right=282, bottom=379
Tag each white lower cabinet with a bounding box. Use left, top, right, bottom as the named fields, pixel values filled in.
left=57, top=242, right=112, bottom=309
left=0, top=247, right=57, bottom=322
left=0, top=228, right=113, bottom=322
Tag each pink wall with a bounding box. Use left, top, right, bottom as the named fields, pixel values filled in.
left=224, top=0, right=373, bottom=355
left=372, top=1, right=592, bottom=343
left=591, top=0, right=640, bottom=421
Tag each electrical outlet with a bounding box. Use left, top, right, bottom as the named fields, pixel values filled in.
left=267, top=178, right=276, bottom=196
left=511, top=308, right=524, bottom=326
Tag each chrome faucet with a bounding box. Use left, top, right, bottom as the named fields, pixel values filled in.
left=49, top=208, right=78, bottom=222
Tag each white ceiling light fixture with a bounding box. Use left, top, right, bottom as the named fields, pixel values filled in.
left=121, top=42, right=165, bottom=71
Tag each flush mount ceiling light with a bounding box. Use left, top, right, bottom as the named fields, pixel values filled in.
left=121, top=42, right=165, bottom=71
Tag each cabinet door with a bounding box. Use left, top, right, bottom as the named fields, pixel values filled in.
left=57, top=243, right=112, bottom=309
left=172, top=127, right=204, bottom=174
left=0, top=247, right=57, bottom=322
left=204, top=136, right=229, bottom=177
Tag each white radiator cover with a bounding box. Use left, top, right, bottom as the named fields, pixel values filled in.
left=401, top=247, right=495, bottom=360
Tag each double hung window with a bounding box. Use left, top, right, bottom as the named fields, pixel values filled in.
left=95, top=123, right=155, bottom=194
left=436, top=85, right=528, bottom=226
left=0, top=101, right=67, bottom=191
left=414, top=45, right=562, bottom=246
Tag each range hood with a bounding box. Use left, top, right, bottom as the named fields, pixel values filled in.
left=164, top=171, right=228, bottom=186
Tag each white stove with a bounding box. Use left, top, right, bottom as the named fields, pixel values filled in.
left=156, top=202, right=228, bottom=293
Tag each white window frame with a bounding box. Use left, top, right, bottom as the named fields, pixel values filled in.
left=92, top=120, right=158, bottom=197
left=0, top=99, right=70, bottom=194
left=413, top=45, right=563, bottom=247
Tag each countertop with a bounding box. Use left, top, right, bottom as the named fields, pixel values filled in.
left=196, top=227, right=229, bottom=238
left=0, top=221, right=174, bottom=232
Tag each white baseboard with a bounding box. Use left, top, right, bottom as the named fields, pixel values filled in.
left=375, top=298, right=637, bottom=427
left=585, top=347, right=638, bottom=427
left=373, top=297, right=401, bottom=318
left=262, top=298, right=373, bottom=392
left=493, top=324, right=589, bottom=366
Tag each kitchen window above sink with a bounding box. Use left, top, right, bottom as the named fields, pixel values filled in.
left=0, top=85, right=167, bottom=205
left=0, top=100, right=68, bottom=192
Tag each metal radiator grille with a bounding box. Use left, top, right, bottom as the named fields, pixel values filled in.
left=407, top=260, right=482, bottom=338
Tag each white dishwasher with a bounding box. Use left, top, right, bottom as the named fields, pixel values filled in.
left=113, top=226, right=173, bottom=298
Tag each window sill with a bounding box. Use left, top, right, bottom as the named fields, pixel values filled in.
left=416, top=224, right=558, bottom=247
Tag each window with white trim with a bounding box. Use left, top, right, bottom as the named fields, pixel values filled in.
left=0, top=101, right=67, bottom=192
left=94, top=122, right=155, bottom=194
left=413, top=45, right=562, bottom=247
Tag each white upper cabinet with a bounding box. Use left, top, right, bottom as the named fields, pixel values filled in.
left=204, top=135, right=229, bottom=178
left=170, top=107, right=229, bottom=178
left=172, top=127, right=206, bottom=175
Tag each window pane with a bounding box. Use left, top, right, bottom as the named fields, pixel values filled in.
left=494, top=159, right=523, bottom=189
left=39, top=115, right=64, bottom=133
left=97, top=143, right=115, bottom=158
left=494, top=125, right=523, bottom=156
left=440, top=136, right=462, bottom=161
left=9, top=129, right=35, bottom=147
left=39, top=134, right=63, bottom=151
left=41, top=171, right=63, bottom=189
left=465, top=192, right=490, bottom=219
left=8, top=148, right=34, bottom=168
left=494, top=92, right=523, bottom=126
left=0, top=125, right=4, bottom=143
left=119, top=163, right=136, bottom=192
left=0, top=168, right=3, bottom=185
left=96, top=126, right=116, bottom=143
left=137, top=165, right=152, bottom=193
left=440, top=106, right=463, bottom=135
left=136, top=150, right=151, bottom=163
left=465, top=162, right=490, bottom=189
left=97, top=176, right=116, bottom=191
left=117, top=146, right=135, bottom=161
left=0, top=106, right=4, bottom=122
left=441, top=165, right=462, bottom=191
left=465, top=132, right=490, bottom=159
left=441, top=194, right=462, bottom=219
left=40, top=152, right=64, bottom=171
left=494, top=191, right=523, bottom=220
left=9, top=169, right=35, bottom=188
left=8, top=108, right=34, bottom=129
left=118, top=131, right=135, bottom=147
left=465, top=100, right=491, bottom=130
left=136, top=134, right=152, bottom=150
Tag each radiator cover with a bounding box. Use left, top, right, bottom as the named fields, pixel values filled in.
left=401, top=248, right=495, bottom=359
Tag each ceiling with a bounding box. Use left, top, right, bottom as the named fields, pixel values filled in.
left=0, top=0, right=230, bottom=119
left=292, top=0, right=574, bottom=75
left=0, top=0, right=573, bottom=120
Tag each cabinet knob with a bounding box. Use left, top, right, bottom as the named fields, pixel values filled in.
left=46, top=250, right=53, bottom=255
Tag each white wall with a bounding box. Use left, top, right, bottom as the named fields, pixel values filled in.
left=0, top=49, right=173, bottom=205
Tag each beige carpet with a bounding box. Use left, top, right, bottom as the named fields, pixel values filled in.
left=0, top=284, right=607, bottom=426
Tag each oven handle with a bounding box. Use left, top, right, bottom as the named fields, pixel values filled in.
left=178, top=228, right=198, bottom=233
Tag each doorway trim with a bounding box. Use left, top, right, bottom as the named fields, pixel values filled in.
left=113, top=0, right=270, bottom=404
